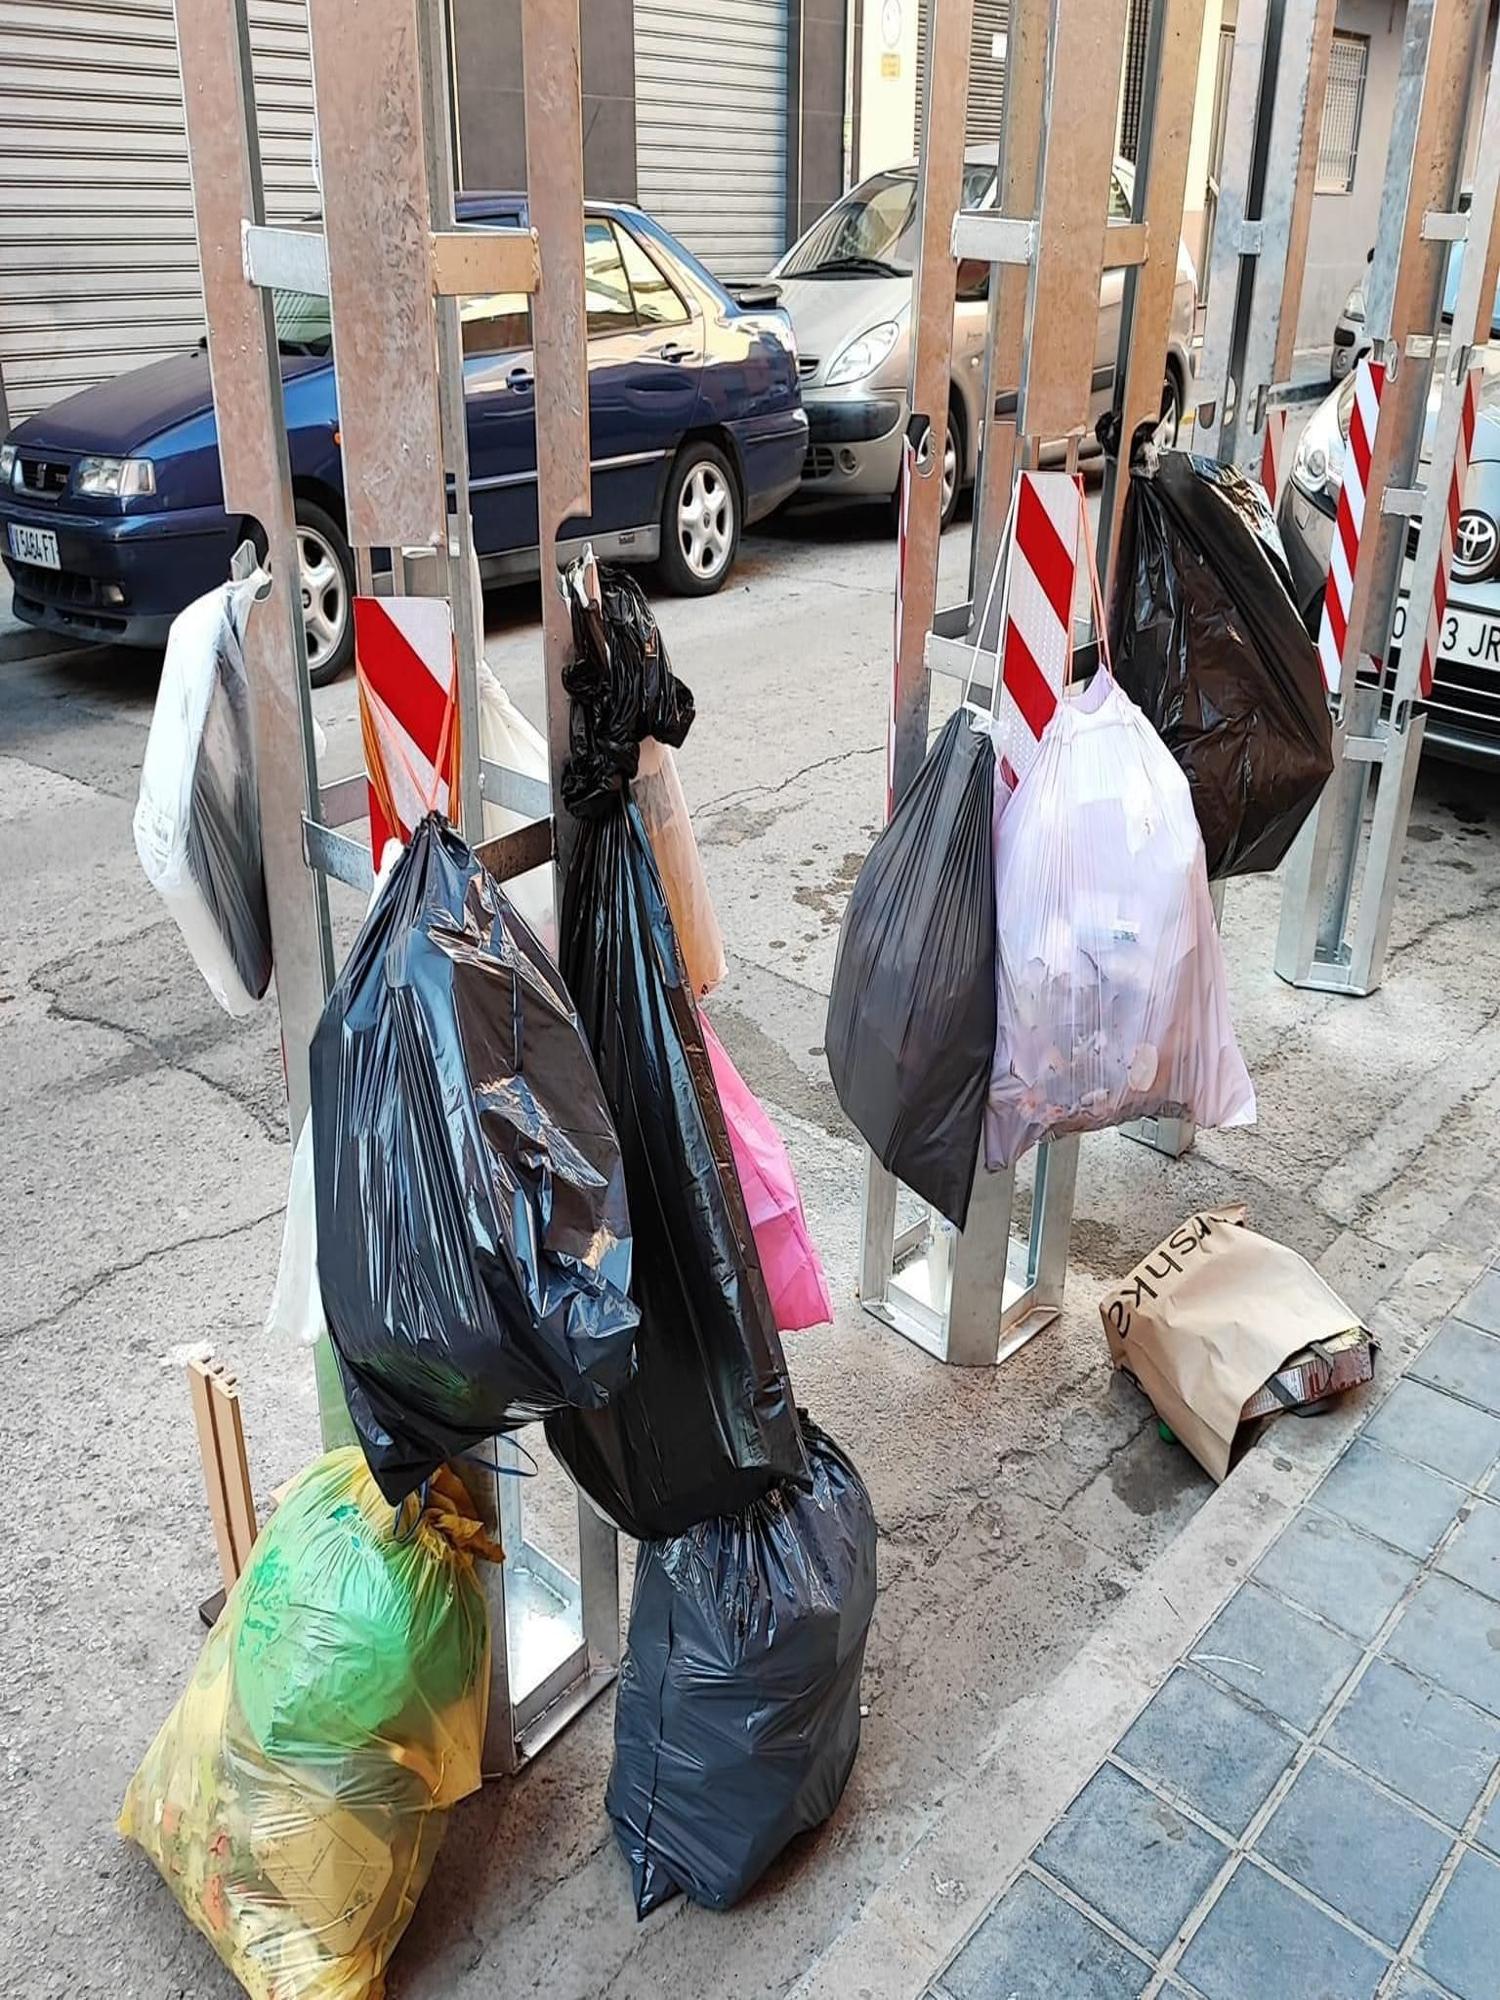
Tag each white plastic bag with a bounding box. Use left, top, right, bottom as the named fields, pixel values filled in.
left=264, top=1114, right=326, bottom=1348
left=985, top=669, right=1255, bottom=1168
left=631, top=736, right=727, bottom=997
left=476, top=657, right=556, bottom=950
left=133, top=577, right=272, bottom=1016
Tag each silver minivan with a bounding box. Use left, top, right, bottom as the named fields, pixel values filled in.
left=772, top=147, right=1197, bottom=523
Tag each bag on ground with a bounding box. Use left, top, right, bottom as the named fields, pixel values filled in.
left=608, top=1419, right=877, bottom=1916
left=311, top=815, right=638, bottom=1504
left=133, top=576, right=272, bottom=1015
left=1109, top=451, right=1333, bottom=879
left=701, top=1011, right=832, bottom=1332
left=824, top=708, right=997, bottom=1228
left=986, top=670, right=1255, bottom=1169
left=545, top=561, right=807, bottom=1539
left=119, top=1449, right=495, bottom=2000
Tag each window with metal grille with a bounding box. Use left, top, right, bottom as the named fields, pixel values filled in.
left=1316, top=32, right=1369, bottom=194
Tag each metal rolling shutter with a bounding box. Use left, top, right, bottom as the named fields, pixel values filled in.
left=0, top=0, right=319, bottom=424
left=914, top=0, right=1009, bottom=152
left=634, top=0, right=789, bottom=285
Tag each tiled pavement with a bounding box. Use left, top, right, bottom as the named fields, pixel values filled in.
left=927, top=1269, right=1500, bottom=2000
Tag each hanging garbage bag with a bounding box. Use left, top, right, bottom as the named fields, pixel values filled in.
left=986, top=668, right=1255, bottom=1168
left=476, top=656, right=556, bottom=949
left=545, top=559, right=807, bottom=1539
left=119, top=1449, right=496, bottom=2000
left=134, top=575, right=273, bottom=1016
left=702, top=1011, right=832, bottom=1333
left=1109, top=450, right=1333, bottom=879
left=631, top=736, right=727, bottom=998
left=824, top=708, right=997, bottom=1228
left=608, top=1419, right=877, bottom=1916
left=311, top=815, right=638, bottom=1504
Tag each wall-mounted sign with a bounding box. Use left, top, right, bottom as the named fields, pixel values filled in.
left=881, top=51, right=901, bottom=77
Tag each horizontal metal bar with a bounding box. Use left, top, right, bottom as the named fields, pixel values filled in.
left=1342, top=732, right=1388, bottom=763
left=430, top=226, right=540, bottom=297
left=243, top=222, right=329, bottom=296
left=1380, top=485, right=1426, bottom=517
left=479, top=758, right=551, bottom=818
left=927, top=630, right=982, bottom=684
left=319, top=771, right=368, bottom=826
left=950, top=211, right=1038, bottom=264
left=475, top=815, right=555, bottom=882
left=1101, top=220, right=1150, bottom=269
left=1266, top=377, right=1337, bottom=411
left=1421, top=208, right=1470, bottom=242
left=933, top=600, right=973, bottom=641
left=303, top=816, right=374, bottom=892
left=1234, top=219, right=1265, bottom=255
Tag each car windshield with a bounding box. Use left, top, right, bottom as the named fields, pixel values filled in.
left=780, top=165, right=995, bottom=280
left=272, top=288, right=333, bottom=354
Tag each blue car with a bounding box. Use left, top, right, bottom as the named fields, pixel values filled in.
left=0, top=195, right=806, bottom=682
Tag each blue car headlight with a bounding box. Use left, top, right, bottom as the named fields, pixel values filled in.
left=76, top=455, right=156, bottom=498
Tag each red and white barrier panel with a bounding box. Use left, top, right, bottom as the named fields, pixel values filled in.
left=354, top=594, right=461, bottom=859
left=994, top=470, right=1081, bottom=791
left=1259, top=407, right=1288, bottom=509
left=1419, top=365, right=1481, bottom=700
left=1318, top=355, right=1386, bottom=693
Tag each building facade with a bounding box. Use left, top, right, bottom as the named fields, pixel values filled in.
left=1, top=0, right=1488, bottom=426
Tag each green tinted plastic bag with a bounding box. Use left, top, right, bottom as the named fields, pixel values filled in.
left=120, top=1449, right=497, bottom=2000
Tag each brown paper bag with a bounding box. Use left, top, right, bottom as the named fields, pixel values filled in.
left=1099, top=1206, right=1366, bottom=1482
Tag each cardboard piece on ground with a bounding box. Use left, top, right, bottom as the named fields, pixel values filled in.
left=1099, top=1206, right=1368, bottom=1482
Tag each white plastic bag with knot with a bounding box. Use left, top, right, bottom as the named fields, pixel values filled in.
left=984, top=668, right=1255, bottom=1169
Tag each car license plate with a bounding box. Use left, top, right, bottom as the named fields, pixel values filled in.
left=7, top=523, right=60, bottom=570
left=1390, top=594, right=1500, bottom=670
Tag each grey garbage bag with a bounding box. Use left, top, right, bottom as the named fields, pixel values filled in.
left=607, top=1419, right=877, bottom=1916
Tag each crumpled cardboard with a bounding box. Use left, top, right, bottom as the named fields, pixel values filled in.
left=1099, top=1205, right=1368, bottom=1482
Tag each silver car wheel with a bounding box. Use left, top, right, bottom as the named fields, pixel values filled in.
left=677, top=462, right=735, bottom=581
left=1154, top=380, right=1181, bottom=452
left=941, top=427, right=958, bottom=517
left=299, top=524, right=348, bottom=668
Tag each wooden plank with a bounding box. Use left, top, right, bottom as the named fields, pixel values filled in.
left=186, top=1357, right=239, bottom=1592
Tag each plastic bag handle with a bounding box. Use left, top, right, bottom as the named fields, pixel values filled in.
left=962, top=476, right=1021, bottom=716
left=1075, top=473, right=1111, bottom=683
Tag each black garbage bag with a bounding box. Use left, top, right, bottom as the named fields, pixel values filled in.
left=1110, top=450, right=1333, bottom=879
left=608, top=1418, right=878, bottom=1916
left=823, top=709, right=997, bottom=1227
left=544, top=562, right=807, bottom=1538
left=311, top=814, right=639, bottom=1503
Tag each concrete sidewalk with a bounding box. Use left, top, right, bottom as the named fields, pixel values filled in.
left=792, top=1239, right=1500, bottom=2000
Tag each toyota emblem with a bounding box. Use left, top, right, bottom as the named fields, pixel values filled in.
left=1452, top=509, right=1498, bottom=578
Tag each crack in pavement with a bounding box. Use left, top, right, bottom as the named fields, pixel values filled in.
left=694, top=742, right=883, bottom=821
left=2, top=1202, right=285, bottom=1348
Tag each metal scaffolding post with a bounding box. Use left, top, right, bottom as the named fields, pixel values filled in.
left=1274, top=0, right=1491, bottom=998
left=855, top=0, right=1207, bottom=1367
left=172, top=0, right=617, bottom=1774
left=1121, top=0, right=1334, bottom=1161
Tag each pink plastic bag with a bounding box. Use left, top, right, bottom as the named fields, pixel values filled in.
left=701, top=1013, right=833, bottom=1333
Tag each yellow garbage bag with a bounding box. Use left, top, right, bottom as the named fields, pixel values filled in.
left=120, top=1448, right=499, bottom=2000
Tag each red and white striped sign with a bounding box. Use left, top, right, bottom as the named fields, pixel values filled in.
left=355, top=595, right=461, bottom=858
left=1259, top=407, right=1288, bottom=509
left=1318, top=356, right=1386, bottom=693
left=1418, top=365, right=1481, bottom=700
left=993, top=470, right=1081, bottom=791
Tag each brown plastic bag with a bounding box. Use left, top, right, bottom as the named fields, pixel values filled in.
left=1099, top=1206, right=1366, bottom=1482
left=631, top=736, right=726, bottom=997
